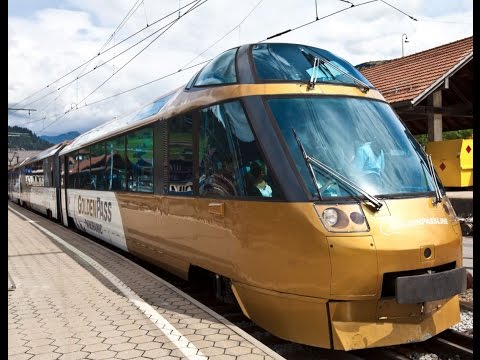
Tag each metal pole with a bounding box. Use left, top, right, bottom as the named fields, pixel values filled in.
left=402, top=33, right=408, bottom=57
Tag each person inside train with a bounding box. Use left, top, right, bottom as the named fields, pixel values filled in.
left=352, top=136, right=385, bottom=182
left=245, top=161, right=273, bottom=197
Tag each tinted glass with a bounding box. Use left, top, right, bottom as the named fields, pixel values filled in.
left=252, top=43, right=372, bottom=88
left=78, top=147, right=91, bottom=189
left=43, top=158, right=53, bottom=187
left=168, top=115, right=193, bottom=195
left=67, top=153, right=78, bottom=189
left=106, top=136, right=126, bottom=191
left=194, top=48, right=237, bottom=86
left=90, top=142, right=106, bottom=190
left=127, top=126, right=154, bottom=193
left=132, top=94, right=173, bottom=121
left=268, top=96, right=438, bottom=199
left=199, top=101, right=279, bottom=198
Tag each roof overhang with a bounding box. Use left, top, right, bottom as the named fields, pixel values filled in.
left=411, top=52, right=473, bottom=106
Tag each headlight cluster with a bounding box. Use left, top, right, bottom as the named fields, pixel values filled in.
left=314, top=203, right=370, bottom=232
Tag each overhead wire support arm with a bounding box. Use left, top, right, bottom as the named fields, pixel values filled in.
left=260, top=0, right=378, bottom=42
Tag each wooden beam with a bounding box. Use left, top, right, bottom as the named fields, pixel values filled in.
left=428, top=91, right=442, bottom=141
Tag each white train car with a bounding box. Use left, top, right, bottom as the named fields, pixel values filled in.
left=10, top=142, right=68, bottom=220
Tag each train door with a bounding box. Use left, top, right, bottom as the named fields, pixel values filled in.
left=60, top=155, right=69, bottom=226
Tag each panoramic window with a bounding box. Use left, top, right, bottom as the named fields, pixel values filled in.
left=90, top=142, right=106, bottom=190
left=30, top=160, right=44, bottom=187
left=78, top=147, right=91, bottom=189
left=106, top=136, right=127, bottom=191
left=199, top=101, right=279, bottom=199
left=42, top=158, right=53, bottom=187
left=168, top=115, right=193, bottom=195
left=67, top=153, right=78, bottom=189
left=194, top=48, right=238, bottom=86
left=126, top=126, right=154, bottom=193
left=132, top=94, right=173, bottom=122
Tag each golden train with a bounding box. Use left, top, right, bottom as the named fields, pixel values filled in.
left=8, top=42, right=466, bottom=351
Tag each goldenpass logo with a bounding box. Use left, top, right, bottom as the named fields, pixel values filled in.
left=77, top=195, right=112, bottom=222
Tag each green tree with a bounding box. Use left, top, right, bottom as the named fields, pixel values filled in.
left=415, top=129, right=473, bottom=149
left=8, top=126, right=53, bottom=150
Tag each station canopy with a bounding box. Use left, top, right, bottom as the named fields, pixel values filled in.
left=358, top=36, right=473, bottom=135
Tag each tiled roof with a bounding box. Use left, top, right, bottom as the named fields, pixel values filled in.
left=359, top=36, right=473, bottom=104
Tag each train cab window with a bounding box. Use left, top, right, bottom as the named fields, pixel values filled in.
left=127, top=126, right=153, bottom=193
left=106, top=136, right=127, bottom=191
left=78, top=147, right=91, bottom=189
left=90, top=142, right=106, bottom=190
left=199, top=101, right=279, bottom=199
left=194, top=48, right=238, bottom=86
left=168, top=114, right=193, bottom=195
left=252, top=43, right=373, bottom=88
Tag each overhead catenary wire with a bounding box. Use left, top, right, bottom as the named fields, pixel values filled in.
left=262, top=0, right=378, bottom=41
left=38, top=0, right=208, bottom=133
left=19, top=0, right=265, bottom=128
left=31, top=0, right=147, bottom=124
left=21, top=13, right=198, bottom=110
left=8, top=0, right=201, bottom=114
left=179, top=0, right=264, bottom=70
left=14, top=0, right=423, bottom=133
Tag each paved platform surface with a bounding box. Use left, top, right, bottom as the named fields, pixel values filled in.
left=8, top=204, right=285, bottom=360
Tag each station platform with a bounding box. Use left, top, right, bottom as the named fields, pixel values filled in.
left=8, top=204, right=285, bottom=360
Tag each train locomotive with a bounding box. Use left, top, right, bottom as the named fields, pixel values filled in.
left=8, top=42, right=466, bottom=351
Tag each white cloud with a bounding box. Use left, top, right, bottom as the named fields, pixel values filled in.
left=8, top=0, right=473, bottom=136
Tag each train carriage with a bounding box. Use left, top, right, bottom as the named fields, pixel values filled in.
left=9, top=142, right=68, bottom=219
left=12, top=42, right=466, bottom=351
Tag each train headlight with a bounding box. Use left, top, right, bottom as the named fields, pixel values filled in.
left=323, top=208, right=339, bottom=226
left=314, top=203, right=369, bottom=233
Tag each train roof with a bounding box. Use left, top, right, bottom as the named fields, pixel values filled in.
left=59, top=42, right=377, bottom=155
left=59, top=87, right=181, bottom=156
left=21, top=140, right=70, bottom=166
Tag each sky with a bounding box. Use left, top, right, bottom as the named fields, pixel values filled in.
left=8, top=0, right=473, bottom=136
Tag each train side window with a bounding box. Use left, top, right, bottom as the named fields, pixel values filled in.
left=43, top=158, right=52, bottom=187
left=32, top=160, right=44, bottom=187
left=127, top=126, right=153, bottom=193
left=168, top=114, right=193, bottom=196
left=194, top=48, right=238, bottom=86
left=78, top=147, right=91, bottom=189
left=106, top=136, right=127, bottom=191
left=199, top=101, right=279, bottom=199
left=90, top=142, right=106, bottom=190
left=67, top=153, right=78, bottom=189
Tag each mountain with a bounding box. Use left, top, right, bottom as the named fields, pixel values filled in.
left=40, top=131, right=80, bottom=144
left=8, top=126, right=53, bottom=150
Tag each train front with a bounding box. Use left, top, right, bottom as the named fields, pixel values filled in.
left=231, top=43, right=466, bottom=351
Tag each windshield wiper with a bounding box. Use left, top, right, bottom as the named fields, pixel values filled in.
left=292, top=128, right=383, bottom=211
left=426, top=154, right=442, bottom=204
left=405, top=132, right=442, bottom=205
left=317, top=57, right=370, bottom=93
left=301, top=49, right=370, bottom=93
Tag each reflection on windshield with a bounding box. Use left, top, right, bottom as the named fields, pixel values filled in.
left=268, top=97, right=438, bottom=199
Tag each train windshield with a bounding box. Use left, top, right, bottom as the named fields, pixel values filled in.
left=267, top=96, right=441, bottom=200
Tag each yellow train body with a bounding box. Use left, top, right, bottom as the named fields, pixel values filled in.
left=117, top=193, right=462, bottom=350
left=10, top=42, right=465, bottom=351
